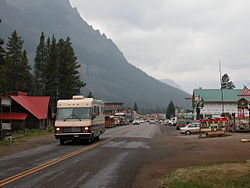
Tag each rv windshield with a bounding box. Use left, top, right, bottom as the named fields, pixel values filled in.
left=56, top=107, right=92, bottom=120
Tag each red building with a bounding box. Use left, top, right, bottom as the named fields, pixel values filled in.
left=104, top=102, right=124, bottom=116
left=0, top=92, right=52, bottom=131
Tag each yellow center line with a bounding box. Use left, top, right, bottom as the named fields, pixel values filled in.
left=0, top=126, right=138, bottom=187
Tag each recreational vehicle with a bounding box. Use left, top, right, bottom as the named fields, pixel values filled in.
left=54, top=96, right=105, bottom=145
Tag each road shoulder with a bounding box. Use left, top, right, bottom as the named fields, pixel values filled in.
left=0, top=135, right=57, bottom=158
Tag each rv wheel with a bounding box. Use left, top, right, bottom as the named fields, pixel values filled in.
left=60, top=139, right=65, bottom=145
left=86, top=136, right=93, bottom=144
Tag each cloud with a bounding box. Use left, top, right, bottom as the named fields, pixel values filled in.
left=70, top=0, right=250, bottom=93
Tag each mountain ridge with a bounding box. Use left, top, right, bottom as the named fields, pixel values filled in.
left=1, top=0, right=191, bottom=109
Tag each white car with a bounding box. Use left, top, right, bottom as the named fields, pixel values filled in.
left=139, top=119, right=145, bottom=123
left=133, top=119, right=140, bottom=125
left=149, top=119, right=156, bottom=124
left=180, top=123, right=200, bottom=135
left=164, top=119, right=173, bottom=126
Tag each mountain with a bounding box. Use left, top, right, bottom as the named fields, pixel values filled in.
left=0, top=0, right=191, bottom=109
left=160, top=79, right=183, bottom=90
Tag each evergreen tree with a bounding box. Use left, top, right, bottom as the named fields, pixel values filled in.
left=87, top=91, right=94, bottom=98
left=57, top=37, right=85, bottom=99
left=34, top=32, right=46, bottom=95
left=19, top=50, right=32, bottom=92
left=221, top=74, right=235, bottom=89
left=133, top=102, right=138, bottom=113
left=0, top=30, right=7, bottom=93
left=44, top=35, right=59, bottom=109
left=166, top=101, right=175, bottom=119
left=42, top=35, right=85, bottom=110
left=5, top=31, right=32, bottom=92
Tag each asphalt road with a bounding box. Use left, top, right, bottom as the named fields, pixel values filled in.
left=0, top=123, right=161, bottom=188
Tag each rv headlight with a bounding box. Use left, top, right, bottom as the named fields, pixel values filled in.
left=56, top=128, right=61, bottom=131
left=84, top=127, right=89, bottom=130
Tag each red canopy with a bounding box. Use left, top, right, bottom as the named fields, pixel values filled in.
left=11, top=96, right=50, bottom=120
left=0, top=113, right=28, bottom=120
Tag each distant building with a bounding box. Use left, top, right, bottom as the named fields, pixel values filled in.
left=104, top=102, right=124, bottom=116
left=0, top=92, right=52, bottom=131
left=192, top=88, right=249, bottom=118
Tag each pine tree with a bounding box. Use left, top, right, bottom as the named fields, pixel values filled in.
left=42, top=35, right=85, bottom=110
left=44, top=35, right=59, bottom=109
left=133, top=102, right=138, bottom=113
left=166, top=101, right=175, bottom=119
left=0, top=19, right=7, bottom=93
left=57, top=37, right=85, bottom=99
left=5, top=31, right=32, bottom=92
left=221, top=74, right=235, bottom=89
left=87, top=91, right=94, bottom=98
left=34, top=32, right=46, bottom=95
left=0, top=33, right=7, bottom=94
left=19, top=50, right=32, bottom=92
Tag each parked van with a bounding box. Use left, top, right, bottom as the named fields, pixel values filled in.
left=54, top=95, right=105, bottom=145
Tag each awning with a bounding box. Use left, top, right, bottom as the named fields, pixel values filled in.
left=0, top=113, right=28, bottom=120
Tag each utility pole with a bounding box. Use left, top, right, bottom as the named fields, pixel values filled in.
left=219, top=59, right=225, bottom=114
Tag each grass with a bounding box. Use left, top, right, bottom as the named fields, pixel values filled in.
left=0, top=126, right=54, bottom=146
left=161, top=160, right=250, bottom=188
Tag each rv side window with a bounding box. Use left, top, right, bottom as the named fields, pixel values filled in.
left=93, top=106, right=100, bottom=116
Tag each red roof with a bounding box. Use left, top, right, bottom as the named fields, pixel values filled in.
left=240, top=86, right=250, bottom=97
left=11, top=96, right=50, bottom=120
left=0, top=113, right=28, bottom=120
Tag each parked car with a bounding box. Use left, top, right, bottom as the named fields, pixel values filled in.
left=158, top=119, right=164, bottom=125
left=149, top=119, right=156, bottom=124
left=176, top=120, right=193, bottom=130
left=164, top=119, right=173, bottom=126
left=133, top=119, right=140, bottom=125
left=180, top=122, right=200, bottom=135
left=139, top=119, right=145, bottom=123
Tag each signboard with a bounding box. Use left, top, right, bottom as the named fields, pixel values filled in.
left=193, top=96, right=204, bottom=109
left=1, top=98, right=11, bottom=106
left=1, top=123, right=11, bottom=130
left=200, top=118, right=228, bottom=132
left=238, top=98, right=248, bottom=109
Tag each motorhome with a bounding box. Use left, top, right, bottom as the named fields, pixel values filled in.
left=54, top=95, right=105, bottom=145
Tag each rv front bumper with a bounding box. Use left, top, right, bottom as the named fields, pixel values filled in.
left=55, top=133, right=92, bottom=140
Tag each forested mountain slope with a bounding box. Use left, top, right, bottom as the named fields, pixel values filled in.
left=0, top=0, right=191, bottom=109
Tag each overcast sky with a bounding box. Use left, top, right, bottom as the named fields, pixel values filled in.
left=70, top=0, right=250, bottom=94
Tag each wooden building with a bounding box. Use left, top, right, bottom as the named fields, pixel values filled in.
left=0, top=92, right=52, bottom=131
